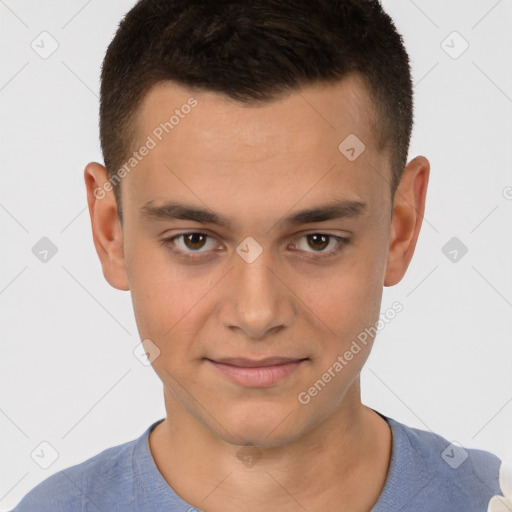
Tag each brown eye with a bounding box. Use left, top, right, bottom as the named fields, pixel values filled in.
left=182, top=233, right=208, bottom=251
left=306, top=234, right=329, bottom=251
left=162, top=232, right=219, bottom=258
left=293, top=233, right=349, bottom=259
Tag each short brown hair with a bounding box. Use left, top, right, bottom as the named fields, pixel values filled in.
left=100, top=0, right=413, bottom=217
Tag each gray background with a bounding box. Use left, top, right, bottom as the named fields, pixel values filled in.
left=1, top=0, right=511, bottom=509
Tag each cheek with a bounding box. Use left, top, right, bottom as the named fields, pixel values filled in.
left=299, top=254, right=384, bottom=347
left=125, top=238, right=182, bottom=338
left=126, top=239, right=223, bottom=350
left=293, top=258, right=384, bottom=409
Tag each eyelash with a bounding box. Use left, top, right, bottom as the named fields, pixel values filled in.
left=160, top=232, right=350, bottom=261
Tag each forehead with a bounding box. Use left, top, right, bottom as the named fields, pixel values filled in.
left=134, top=74, right=378, bottom=157
left=123, top=75, right=389, bottom=227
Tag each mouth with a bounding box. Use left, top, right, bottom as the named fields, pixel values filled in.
left=205, top=357, right=308, bottom=388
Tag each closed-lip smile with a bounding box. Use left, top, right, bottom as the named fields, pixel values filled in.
left=205, top=356, right=308, bottom=387
left=208, top=356, right=307, bottom=367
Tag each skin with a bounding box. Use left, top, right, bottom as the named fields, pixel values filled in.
left=84, top=74, right=429, bottom=512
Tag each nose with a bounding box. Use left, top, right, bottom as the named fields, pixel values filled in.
left=218, top=241, right=296, bottom=340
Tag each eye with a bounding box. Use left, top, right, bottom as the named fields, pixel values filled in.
left=292, top=233, right=349, bottom=258
left=162, top=232, right=220, bottom=258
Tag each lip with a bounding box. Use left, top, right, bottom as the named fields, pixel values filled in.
left=206, top=357, right=307, bottom=388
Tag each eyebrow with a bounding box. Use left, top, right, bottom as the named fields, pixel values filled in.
left=140, top=198, right=367, bottom=229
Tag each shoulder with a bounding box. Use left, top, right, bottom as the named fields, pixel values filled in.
left=10, top=434, right=139, bottom=512
left=388, top=416, right=509, bottom=511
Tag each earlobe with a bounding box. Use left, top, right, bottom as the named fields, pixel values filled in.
left=384, top=156, right=430, bottom=287
left=84, top=162, right=130, bottom=291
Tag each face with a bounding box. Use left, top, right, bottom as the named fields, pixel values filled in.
left=85, top=75, right=429, bottom=448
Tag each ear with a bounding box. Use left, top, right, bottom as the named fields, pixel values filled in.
left=84, top=162, right=129, bottom=291
left=384, top=155, right=430, bottom=287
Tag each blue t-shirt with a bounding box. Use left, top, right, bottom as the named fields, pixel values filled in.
left=11, top=411, right=509, bottom=511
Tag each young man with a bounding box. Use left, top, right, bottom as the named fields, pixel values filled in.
left=12, top=0, right=509, bottom=511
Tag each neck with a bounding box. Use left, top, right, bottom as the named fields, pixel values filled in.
left=149, top=380, right=391, bottom=512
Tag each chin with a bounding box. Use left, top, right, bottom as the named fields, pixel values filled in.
left=212, top=404, right=310, bottom=449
